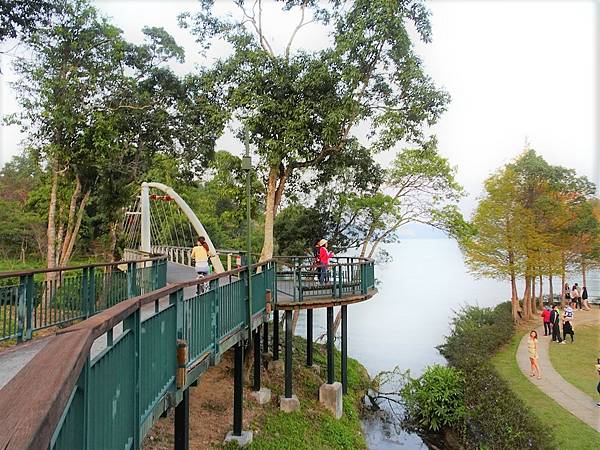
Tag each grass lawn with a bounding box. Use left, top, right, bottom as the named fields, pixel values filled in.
left=492, top=329, right=600, bottom=450
left=222, top=336, right=370, bottom=450
left=549, top=322, right=600, bottom=399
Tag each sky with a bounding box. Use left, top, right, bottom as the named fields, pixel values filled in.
left=0, top=0, right=597, bottom=220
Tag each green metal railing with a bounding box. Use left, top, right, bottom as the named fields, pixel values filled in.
left=0, top=260, right=276, bottom=450
left=275, top=256, right=375, bottom=302
left=0, top=258, right=167, bottom=342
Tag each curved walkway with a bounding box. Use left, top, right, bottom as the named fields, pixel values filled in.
left=516, top=309, right=600, bottom=432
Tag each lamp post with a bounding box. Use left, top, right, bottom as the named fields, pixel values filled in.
left=242, top=127, right=253, bottom=328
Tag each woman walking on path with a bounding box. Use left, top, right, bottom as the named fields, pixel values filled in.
left=562, top=303, right=575, bottom=342
left=550, top=305, right=564, bottom=343
left=564, top=283, right=571, bottom=305
left=581, top=286, right=591, bottom=310
left=528, top=330, right=541, bottom=379
left=541, top=307, right=551, bottom=336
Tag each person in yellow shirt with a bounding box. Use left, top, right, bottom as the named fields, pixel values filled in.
left=191, top=236, right=215, bottom=279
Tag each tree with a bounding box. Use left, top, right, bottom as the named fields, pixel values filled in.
left=181, top=0, right=450, bottom=261
left=359, top=138, right=465, bottom=258
left=463, top=167, right=526, bottom=320
left=0, top=0, right=55, bottom=42
left=464, top=150, right=598, bottom=321
left=11, top=0, right=226, bottom=265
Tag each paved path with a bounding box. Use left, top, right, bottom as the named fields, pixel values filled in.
left=516, top=309, right=600, bottom=432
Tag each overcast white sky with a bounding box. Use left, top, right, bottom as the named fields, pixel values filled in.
left=0, top=0, right=597, bottom=218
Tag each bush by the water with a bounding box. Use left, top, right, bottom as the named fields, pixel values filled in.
left=400, top=364, right=466, bottom=433
left=438, top=302, right=551, bottom=450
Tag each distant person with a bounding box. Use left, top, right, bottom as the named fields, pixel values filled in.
left=564, top=283, right=571, bottom=305
left=191, top=236, right=214, bottom=280
left=562, top=303, right=575, bottom=343
left=595, top=360, right=600, bottom=407
left=318, top=239, right=334, bottom=283
left=581, top=286, right=591, bottom=310
left=313, top=239, right=322, bottom=281
left=550, top=305, right=563, bottom=343
left=528, top=330, right=541, bottom=379
left=572, top=284, right=581, bottom=310
left=541, top=307, right=551, bottom=336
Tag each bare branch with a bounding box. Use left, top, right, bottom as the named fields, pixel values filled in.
left=285, top=1, right=314, bottom=59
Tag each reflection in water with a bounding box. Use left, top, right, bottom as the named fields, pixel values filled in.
left=294, top=239, right=509, bottom=448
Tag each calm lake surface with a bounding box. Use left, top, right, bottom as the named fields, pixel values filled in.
left=294, top=238, right=510, bottom=449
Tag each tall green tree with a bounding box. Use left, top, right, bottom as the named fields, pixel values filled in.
left=181, top=0, right=450, bottom=261
left=11, top=0, right=227, bottom=265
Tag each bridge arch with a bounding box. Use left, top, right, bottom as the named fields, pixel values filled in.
left=140, top=181, right=225, bottom=273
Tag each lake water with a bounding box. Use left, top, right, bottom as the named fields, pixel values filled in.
left=294, top=238, right=511, bottom=449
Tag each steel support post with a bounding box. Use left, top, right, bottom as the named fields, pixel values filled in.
left=306, top=309, right=313, bottom=367
left=284, top=310, right=293, bottom=398
left=341, top=305, right=348, bottom=394
left=174, top=388, right=189, bottom=450
left=253, top=326, right=261, bottom=391
left=326, top=306, right=334, bottom=384
left=262, top=321, right=269, bottom=354
left=273, top=308, right=280, bottom=361
left=233, top=342, right=244, bottom=436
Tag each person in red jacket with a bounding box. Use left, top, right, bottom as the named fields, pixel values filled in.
left=541, top=306, right=551, bottom=336
left=318, top=239, right=334, bottom=284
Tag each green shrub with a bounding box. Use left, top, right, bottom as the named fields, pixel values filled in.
left=401, top=364, right=466, bottom=432
left=439, top=302, right=551, bottom=449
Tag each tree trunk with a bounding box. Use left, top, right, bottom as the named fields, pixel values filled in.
left=549, top=274, right=554, bottom=305
left=581, top=259, right=587, bottom=287
left=59, top=189, right=91, bottom=266
left=522, top=276, right=532, bottom=320
left=538, top=274, right=543, bottom=310
left=560, top=253, right=566, bottom=307
left=109, top=220, right=119, bottom=262
left=59, top=177, right=82, bottom=261
left=510, top=272, right=521, bottom=321
left=259, top=166, right=279, bottom=262
left=46, top=163, right=59, bottom=270
left=531, top=275, right=536, bottom=314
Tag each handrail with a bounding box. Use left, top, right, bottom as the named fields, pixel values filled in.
left=0, top=256, right=165, bottom=279
left=0, top=259, right=274, bottom=450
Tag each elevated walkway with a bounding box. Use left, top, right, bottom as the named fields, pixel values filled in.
left=0, top=254, right=376, bottom=450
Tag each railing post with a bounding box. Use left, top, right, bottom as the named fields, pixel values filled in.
left=331, top=265, right=337, bottom=298
left=297, top=262, right=303, bottom=302
left=88, top=266, right=96, bottom=316
left=24, top=274, right=34, bottom=341
left=16, top=275, right=26, bottom=343
left=82, top=268, right=90, bottom=319
left=123, top=308, right=141, bottom=449
left=127, top=262, right=137, bottom=298
left=171, top=288, right=184, bottom=340
left=361, top=263, right=367, bottom=295
left=151, top=261, right=158, bottom=291
left=211, top=279, right=220, bottom=363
